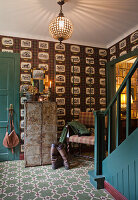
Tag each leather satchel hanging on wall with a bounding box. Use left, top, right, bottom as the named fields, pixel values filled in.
left=3, top=118, right=19, bottom=154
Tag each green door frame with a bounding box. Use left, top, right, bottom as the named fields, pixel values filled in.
left=0, top=52, right=20, bottom=160
left=106, top=48, right=138, bottom=151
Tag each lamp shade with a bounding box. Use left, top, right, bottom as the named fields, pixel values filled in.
left=49, top=15, right=73, bottom=42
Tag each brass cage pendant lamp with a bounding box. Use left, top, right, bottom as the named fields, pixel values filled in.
left=49, top=0, right=73, bottom=43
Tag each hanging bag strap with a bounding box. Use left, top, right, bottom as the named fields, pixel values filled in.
left=6, top=111, right=13, bottom=133
left=11, top=117, right=15, bottom=130
left=6, top=113, right=10, bottom=133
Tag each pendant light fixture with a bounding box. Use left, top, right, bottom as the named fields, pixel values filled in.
left=49, top=0, right=73, bottom=44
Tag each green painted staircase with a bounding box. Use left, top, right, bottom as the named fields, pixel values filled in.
left=89, top=56, right=138, bottom=200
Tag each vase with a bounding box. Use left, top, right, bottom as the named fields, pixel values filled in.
left=26, top=93, right=34, bottom=102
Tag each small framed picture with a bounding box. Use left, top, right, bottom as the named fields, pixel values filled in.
left=71, top=98, right=80, bottom=105
left=70, top=45, right=80, bottom=53
left=119, top=51, right=127, bottom=57
left=110, top=46, right=116, bottom=55
left=71, top=108, right=80, bottom=116
left=85, top=47, right=94, bottom=54
left=55, top=54, right=65, bottom=62
left=71, top=76, right=80, bottom=84
left=71, top=56, right=80, bottom=63
left=86, top=57, right=94, bottom=64
left=99, top=59, right=107, bottom=65
left=56, top=86, right=65, bottom=94
left=100, top=78, right=105, bottom=86
left=20, top=50, right=32, bottom=59
left=100, top=98, right=106, bottom=104
left=56, top=75, right=65, bottom=83
left=55, top=43, right=65, bottom=51
left=85, top=67, right=95, bottom=74
left=71, top=66, right=80, bottom=74
left=2, top=37, right=13, bottom=46
left=56, top=65, right=65, bottom=73
left=130, top=31, right=138, bottom=43
left=86, top=88, right=94, bottom=95
left=86, top=77, right=94, bottom=84
left=131, top=44, right=138, bottom=51
left=21, top=62, right=31, bottom=70
left=38, top=52, right=49, bottom=60
left=119, top=39, right=126, bottom=49
left=39, top=41, right=49, bottom=49
left=57, top=108, right=65, bottom=116
left=99, top=49, right=107, bottom=57
left=56, top=98, right=65, bottom=105
left=21, top=74, right=31, bottom=82
left=38, top=64, right=48, bottom=71
left=21, top=40, right=31, bottom=48
left=99, top=68, right=105, bottom=76
left=110, top=55, right=116, bottom=61
left=100, top=88, right=106, bottom=95
left=71, top=87, right=80, bottom=94
left=86, top=97, right=95, bottom=105
left=33, top=70, right=44, bottom=80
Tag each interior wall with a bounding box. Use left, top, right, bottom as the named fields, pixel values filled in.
left=107, top=30, right=138, bottom=61
left=0, top=35, right=107, bottom=156
left=0, top=30, right=137, bottom=157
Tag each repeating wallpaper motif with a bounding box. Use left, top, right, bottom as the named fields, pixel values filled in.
left=108, top=30, right=138, bottom=61
left=0, top=29, right=137, bottom=155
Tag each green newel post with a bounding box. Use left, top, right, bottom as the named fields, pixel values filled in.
left=88, top=110, right=105, bottom=189
left=94, top=111, right=105, bottom=175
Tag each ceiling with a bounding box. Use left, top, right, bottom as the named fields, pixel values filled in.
left=0, top=0, right=138, bottom=48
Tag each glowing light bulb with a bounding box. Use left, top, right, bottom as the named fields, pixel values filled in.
left=59, top=20, right=64, bottom=28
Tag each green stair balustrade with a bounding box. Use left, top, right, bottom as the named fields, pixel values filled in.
left=89, top=56, right=138, bottom=199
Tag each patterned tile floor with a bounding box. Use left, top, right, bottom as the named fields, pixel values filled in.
left=0, top=158, right=114, bottom=200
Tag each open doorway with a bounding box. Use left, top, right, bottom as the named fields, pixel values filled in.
left=106, top=50, right=138, bottom=149
left=116, top=57, right=138, bottom=119
left=115, top=57, right=138, bottom=142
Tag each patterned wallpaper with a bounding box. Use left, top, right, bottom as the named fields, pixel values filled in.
left=0, top=29, right=137, bottom=155
left=108, top=30, right=138, bottom=62
left=0, top=35, right=107, bottom=154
